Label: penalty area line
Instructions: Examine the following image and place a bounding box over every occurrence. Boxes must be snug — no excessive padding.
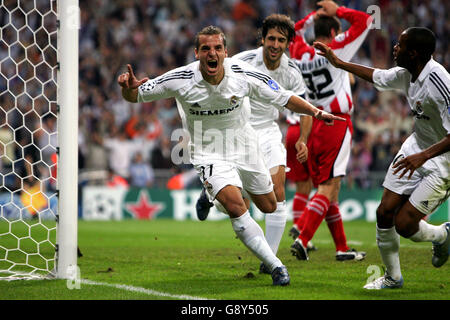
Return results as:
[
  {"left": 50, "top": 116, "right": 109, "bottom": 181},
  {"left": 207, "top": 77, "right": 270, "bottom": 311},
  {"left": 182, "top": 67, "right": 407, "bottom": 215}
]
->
[{"left": 80, "top": 279, "right": 210, "bottom": 300}]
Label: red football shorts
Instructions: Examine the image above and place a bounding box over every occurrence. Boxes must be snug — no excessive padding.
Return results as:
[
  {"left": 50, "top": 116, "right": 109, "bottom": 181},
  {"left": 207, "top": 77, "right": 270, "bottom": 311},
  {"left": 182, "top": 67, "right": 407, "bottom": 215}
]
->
[
  {"left": 285, "top": 124, "right": 310, "bottom": 182},
  {"left": 307, "top": 114, "right": 353, "bottom": 187}
]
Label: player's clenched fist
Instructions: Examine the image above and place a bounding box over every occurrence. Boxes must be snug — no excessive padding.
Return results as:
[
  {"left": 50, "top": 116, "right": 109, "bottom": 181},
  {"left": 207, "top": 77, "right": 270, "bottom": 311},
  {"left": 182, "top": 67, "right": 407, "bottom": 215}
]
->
[{"left": 117, "top": 64, "right": 149, "bottom": 89}]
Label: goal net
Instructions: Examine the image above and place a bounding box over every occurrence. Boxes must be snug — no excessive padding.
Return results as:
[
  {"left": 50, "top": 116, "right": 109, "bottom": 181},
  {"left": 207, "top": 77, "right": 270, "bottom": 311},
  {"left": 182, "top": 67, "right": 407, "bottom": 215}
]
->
[{"left": 0, "top": 0, "right": 78, "bottom": 281}]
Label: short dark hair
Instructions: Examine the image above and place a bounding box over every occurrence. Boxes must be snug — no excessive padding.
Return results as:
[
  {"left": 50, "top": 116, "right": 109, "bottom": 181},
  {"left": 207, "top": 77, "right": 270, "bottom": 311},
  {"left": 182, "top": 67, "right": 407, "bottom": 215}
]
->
[
  {"left": 314, "top": 16, "right": 341, "bottom": 39},
  {"left": 194, "top": 26, "right": 227, "bottom": 49},
  {"left": 403, "top": 27, "right": 436, "bottom": 60},
  {"left": 261, "top": 14, "right": 295, "bottom": 42}
]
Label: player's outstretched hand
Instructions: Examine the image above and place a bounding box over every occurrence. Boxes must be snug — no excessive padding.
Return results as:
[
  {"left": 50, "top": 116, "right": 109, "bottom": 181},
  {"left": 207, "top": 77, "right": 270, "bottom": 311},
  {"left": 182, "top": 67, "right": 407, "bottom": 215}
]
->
[
  {"left": 313, "top": 42, "right": 341, "bottom": 68},
  {"left": 295, "top": 141, "right": 308, "bottom": 163},
  {"left": 314, "top": 110, "right": 345, "bottom": 125},
  {"left": 118, "top": 64, "right": 149, "bottom": 89},
  {"left": 392, "top": 152, "right": 427, "bottom": 179}
]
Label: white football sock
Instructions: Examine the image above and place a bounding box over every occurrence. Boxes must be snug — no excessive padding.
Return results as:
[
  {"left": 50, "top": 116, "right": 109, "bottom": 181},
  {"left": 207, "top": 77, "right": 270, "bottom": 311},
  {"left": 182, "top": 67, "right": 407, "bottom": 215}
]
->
[
  {"left": 376, "top": 225, "right": 402, "bottom": 281},
  {"left": 264, "top": 201, "right": 287, "bottom": 255},
  {"left": 409, "top": 220, "right": 447, "bottom": 244},
  {"left": 231, "top": 211, "right": 282, "bottom": 272}
]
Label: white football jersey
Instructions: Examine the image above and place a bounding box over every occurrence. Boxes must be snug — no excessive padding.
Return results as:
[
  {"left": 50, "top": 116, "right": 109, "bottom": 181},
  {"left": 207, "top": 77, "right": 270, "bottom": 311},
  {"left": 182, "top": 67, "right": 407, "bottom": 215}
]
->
[
  {"left": 233, "top": 47, "right": 306, "bottom": 127},
  {"left": 138, "top": 57, "right": 294, "bottom": 164},
  {"left": 290, "top": 7, "right": 372, "bottom": 114},
  {"left": 373, "top": 58, "right": 450, "bottom": 159}
]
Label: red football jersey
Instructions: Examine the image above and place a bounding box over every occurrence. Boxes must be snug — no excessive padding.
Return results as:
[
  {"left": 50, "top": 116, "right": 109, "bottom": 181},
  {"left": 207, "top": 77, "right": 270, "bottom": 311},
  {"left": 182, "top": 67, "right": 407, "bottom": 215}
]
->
[{"left": 290, "top": 7, "right": 372, "bottom": 115}]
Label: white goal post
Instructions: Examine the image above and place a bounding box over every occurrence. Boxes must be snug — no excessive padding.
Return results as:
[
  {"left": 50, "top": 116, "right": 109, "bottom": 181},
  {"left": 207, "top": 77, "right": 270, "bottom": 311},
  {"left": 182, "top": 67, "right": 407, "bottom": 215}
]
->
[
  {"left": 0, "top": 0, "right": 79, "bottom": 280},
  {"left": 56, "top": 0, "right": 79, "bottom": 280}
]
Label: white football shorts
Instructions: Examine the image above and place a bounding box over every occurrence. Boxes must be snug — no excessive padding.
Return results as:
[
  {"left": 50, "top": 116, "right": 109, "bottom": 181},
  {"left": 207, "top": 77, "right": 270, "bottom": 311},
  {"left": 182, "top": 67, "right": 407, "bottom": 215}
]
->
[
  {"left": 195, "top": 159, "right": 274, "bottom": 201},
  {"left": 254, "top": 122, "right": 287, "bottom": 170},
  {"left": 383, "top": 135, "right": 450, "bottom": 215},
  {"left": 192, "top": 122, "right": 274, "bottom": 201}
]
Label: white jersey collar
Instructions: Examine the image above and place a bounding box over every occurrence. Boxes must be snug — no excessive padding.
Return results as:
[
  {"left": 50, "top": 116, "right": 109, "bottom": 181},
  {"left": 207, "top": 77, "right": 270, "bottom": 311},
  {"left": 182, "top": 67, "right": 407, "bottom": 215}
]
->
[{"left": 417, "top": 57, "right": 436, "bottom": 83}]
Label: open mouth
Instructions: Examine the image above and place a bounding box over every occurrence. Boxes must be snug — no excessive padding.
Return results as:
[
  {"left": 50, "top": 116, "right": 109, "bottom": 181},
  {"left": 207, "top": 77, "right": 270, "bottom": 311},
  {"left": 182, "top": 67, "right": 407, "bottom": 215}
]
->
[{"left": 207, "top": 60, "right": 218, "bottom": 68}]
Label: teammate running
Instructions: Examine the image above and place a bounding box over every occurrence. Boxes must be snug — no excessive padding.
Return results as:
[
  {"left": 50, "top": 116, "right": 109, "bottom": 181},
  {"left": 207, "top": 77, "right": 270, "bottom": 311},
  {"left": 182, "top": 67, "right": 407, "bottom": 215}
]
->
[{"left": 315, "top": 26, "right": 450, "bottom": 289}]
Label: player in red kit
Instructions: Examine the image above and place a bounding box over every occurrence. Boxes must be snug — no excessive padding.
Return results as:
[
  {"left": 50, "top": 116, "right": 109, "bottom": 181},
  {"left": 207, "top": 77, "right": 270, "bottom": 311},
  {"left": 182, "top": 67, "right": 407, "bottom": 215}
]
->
[
  {"left": 284, "top": 110, "right": 317, "bottom": 251},
  {"left": 289, "top": 1, "right": 371, "bottom": 261}
]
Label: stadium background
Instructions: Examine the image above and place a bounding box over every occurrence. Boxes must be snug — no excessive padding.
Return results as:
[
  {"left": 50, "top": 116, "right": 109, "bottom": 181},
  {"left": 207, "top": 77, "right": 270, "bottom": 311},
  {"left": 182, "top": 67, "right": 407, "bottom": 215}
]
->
[{"left": 0, "top": 0, "right": 449, "bottom": 222}]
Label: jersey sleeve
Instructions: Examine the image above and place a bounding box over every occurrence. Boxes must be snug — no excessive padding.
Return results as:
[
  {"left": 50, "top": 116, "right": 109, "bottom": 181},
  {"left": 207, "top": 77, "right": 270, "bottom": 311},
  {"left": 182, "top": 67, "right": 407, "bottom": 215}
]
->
[
  {"left": 329, "top": 7, "right": 373, "bottom": 61},
  {"left": 239, "top": 63, "right": 294, "bottom": 112},
  {"left": 137, "top": 68, "right": 191, "bottom": 102},
  {"left": 372, "top": 67, "right": 410, "bottom": 93},
  {"left": 428, "top": 70, "right": 450, "bottom": 134},
  {"left": 290, "top": 12, "right": 316, "bottom": 60}
]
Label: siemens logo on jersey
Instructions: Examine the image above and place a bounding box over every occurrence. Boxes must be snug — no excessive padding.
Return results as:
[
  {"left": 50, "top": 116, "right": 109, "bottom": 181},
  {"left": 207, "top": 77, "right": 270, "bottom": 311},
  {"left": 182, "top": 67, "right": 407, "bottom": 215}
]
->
[{"left": 189, "top": 104, "right": 241, "bottom": 116}]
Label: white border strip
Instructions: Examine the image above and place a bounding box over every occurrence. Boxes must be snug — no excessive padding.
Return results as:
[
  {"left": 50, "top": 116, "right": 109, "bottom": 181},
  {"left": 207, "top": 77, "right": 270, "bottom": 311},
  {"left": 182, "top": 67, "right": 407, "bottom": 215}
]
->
[
  {"left": 80, "top": 279, "right": 210, "bottom": 300},
  {"left": 313, "top": 239, "right": 431, "bottom": 249}
]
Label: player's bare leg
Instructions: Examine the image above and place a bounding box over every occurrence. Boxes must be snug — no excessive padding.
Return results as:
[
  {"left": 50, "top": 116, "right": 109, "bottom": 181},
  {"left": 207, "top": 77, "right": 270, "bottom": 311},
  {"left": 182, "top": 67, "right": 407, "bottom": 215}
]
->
[
  {"left": 215, "top": 185, "right": 248, "bottom": 218},
  {"left": 246, "top": 189, "right": 277, "bottom": 214},
  {"left": 215, "top": 185, "right": 290, "bottom": 285},
  {"left": 396, "top": 200, "right": 450, "bottom": 268}
]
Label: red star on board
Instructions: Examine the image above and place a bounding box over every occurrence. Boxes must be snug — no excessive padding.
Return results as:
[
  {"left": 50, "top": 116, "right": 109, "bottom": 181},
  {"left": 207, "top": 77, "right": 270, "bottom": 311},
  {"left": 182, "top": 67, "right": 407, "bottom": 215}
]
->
[{"left": 126, "top": 191, "right": 164, "bottom": 220}]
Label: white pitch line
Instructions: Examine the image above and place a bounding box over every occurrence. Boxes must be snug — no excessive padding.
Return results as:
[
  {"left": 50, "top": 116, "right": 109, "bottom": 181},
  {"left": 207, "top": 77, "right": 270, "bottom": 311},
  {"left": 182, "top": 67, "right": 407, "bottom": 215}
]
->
[
  {"left": 310, "top": 239, "right": 431, "bottom": 249},
  {"left": 80, "top": 279, "right": 210, "bottom": 300}
]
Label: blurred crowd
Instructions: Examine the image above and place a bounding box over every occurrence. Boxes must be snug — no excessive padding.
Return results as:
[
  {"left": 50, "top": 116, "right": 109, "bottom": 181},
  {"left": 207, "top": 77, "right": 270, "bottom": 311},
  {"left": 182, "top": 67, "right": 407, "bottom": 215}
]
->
[{"left": 0, "top": 0, "right": 449, "bottom": 193}]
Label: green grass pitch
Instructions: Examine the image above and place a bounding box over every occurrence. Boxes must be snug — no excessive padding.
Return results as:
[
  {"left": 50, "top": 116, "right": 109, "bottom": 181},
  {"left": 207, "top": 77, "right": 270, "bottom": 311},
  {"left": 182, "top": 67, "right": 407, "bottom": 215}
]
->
[{"left": 0, "top": 219, "right": 448, "bottom": 300}]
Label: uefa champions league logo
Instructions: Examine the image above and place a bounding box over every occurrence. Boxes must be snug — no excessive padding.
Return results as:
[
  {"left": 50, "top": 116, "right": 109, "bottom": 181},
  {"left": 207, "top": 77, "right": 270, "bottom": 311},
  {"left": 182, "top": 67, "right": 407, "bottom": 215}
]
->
[{"left": 267, "top": 79, "right": 279, "bottom": 91}]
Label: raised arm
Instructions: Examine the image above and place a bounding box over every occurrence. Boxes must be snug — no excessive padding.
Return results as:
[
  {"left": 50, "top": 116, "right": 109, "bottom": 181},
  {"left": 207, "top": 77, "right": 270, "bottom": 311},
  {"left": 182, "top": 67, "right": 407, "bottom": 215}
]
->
[
  {"left": 325, "top": 2, "right": 373, "bottom": 60},
  {"left": 117, "top": 64, "right": 149, "bottom": 103},
  {"left": 313, "top": 41, "right": 375, "bottom": 83},
  {"left": 289, "top": 11, "right": 316, "bottom": 59}
]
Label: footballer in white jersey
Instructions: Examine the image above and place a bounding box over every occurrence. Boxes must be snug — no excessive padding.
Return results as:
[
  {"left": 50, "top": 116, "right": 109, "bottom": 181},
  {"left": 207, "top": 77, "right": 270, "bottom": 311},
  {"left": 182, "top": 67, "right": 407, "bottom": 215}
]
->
[
  {"left": 315, "top": 26, "right": 450, "bottom": 288},
  {"left": 373, "top": 59, "right": 450, "bottom": 212},
  {"left": 118, "top": 26, "right": 343, "bottom": 286}
]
